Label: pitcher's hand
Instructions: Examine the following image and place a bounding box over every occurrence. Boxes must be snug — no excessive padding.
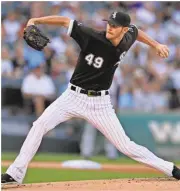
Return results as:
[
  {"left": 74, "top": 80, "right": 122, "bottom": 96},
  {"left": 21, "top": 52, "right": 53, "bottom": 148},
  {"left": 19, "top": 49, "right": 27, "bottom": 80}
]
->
[
  {"left": 26, "top": 18, "right": 36, "bottom": 27},
  {"left": 155, "top": 44, "right": 169, "bottom": 58}
]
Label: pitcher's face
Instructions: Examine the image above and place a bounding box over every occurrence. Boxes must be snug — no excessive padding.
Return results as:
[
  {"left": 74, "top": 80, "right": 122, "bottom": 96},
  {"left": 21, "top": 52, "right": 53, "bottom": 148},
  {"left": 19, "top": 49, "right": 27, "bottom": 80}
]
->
[{"left": 106, "top": 23, "right": 128, "bottom": 40}]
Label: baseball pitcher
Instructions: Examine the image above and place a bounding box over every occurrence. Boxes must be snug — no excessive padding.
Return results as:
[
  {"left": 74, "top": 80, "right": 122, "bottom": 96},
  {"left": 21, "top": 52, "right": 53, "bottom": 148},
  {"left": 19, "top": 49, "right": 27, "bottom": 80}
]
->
[{"left": 2, "top": 11, "right": 180, "bottom": 184}]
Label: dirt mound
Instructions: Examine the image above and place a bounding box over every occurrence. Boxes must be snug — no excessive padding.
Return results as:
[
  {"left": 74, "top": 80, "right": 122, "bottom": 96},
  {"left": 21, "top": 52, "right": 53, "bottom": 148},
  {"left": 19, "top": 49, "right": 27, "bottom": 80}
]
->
[{"left": 2, "top": 178, "right": 180, "bottom": 191}]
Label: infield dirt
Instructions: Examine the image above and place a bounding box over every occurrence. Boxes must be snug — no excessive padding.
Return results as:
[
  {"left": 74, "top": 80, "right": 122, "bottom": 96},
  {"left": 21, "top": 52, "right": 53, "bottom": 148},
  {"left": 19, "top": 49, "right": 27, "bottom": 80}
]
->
[{"left": 2, "top": 178, "right": 180, "bottom": 191}]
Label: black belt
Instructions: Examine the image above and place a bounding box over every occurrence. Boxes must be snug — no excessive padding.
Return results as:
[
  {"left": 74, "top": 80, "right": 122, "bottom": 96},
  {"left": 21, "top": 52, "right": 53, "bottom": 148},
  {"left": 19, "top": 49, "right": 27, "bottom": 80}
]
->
[{"left": 70, "top": 85, "right": 109, "bottom": 96}]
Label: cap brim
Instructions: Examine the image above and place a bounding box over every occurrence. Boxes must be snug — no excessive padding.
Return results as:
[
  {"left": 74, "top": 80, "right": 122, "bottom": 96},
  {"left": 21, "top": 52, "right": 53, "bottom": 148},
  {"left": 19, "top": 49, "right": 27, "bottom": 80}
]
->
[{"left": 102, "top": 18, "right": 121, "bottom": 27}]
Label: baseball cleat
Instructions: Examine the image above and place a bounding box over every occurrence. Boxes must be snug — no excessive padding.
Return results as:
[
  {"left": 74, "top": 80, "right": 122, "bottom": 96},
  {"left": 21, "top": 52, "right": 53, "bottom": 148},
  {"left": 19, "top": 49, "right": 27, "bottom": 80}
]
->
[
  {"left": 172, "top": 166, "right": 180, "bottom": 180},
  {"left": 1, "top": 173, "right": 18, "bottom": 185}
]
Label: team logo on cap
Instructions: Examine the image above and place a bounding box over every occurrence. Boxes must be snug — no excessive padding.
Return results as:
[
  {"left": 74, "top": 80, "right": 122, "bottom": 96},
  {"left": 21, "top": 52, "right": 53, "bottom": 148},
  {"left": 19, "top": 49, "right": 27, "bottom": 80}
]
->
[{"left": 112, "top": 12, "right": 117, "bottom": 19}]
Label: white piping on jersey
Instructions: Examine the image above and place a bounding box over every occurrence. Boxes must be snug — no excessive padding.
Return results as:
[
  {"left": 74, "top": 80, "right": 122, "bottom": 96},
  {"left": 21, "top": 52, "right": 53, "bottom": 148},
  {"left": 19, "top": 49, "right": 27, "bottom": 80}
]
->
[
  {"left": 67, "top": 20, "right": 74, "bottom": 36},
  {"left": 128, "top": 24, "right": 138, "bottom": 32},
  {"left": 132, "top": 24, "right": 138, "bottom": 30}
]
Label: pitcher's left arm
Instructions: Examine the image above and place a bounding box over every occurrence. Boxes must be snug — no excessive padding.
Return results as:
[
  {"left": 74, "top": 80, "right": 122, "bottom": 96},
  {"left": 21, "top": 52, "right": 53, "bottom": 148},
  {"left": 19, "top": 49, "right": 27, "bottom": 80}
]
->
[{"left": 137, "top": 29, "right": 169, "bottom": 58}]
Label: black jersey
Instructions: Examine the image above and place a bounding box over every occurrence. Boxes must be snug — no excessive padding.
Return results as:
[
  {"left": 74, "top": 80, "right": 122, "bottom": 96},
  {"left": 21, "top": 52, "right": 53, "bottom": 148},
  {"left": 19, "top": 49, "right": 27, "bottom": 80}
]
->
[{"left": 68, "top": 20, "right": 138, "bottom": 91}]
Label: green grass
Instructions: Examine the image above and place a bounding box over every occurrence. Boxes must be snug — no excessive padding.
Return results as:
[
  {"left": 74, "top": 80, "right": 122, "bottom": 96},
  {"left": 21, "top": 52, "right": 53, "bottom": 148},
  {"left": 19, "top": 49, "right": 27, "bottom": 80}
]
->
[
  {"left": 2, "top": 152, "right": 180, "bottom": 165},
  {"left": 1, "top": 167, "right": 163, "bottom": 184},
  {"left": 1, "top": 152, "right": 138, "bottom": 164},
  {"left": 2, "top": 152, "right": 171, "bottom": 183}
]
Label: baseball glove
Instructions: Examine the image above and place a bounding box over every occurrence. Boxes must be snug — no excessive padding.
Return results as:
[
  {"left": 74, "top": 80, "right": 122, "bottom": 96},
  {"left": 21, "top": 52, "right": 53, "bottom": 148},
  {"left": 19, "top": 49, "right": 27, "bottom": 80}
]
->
[{"left": 23, "top": 25, "right": 50, "bottom": 51}]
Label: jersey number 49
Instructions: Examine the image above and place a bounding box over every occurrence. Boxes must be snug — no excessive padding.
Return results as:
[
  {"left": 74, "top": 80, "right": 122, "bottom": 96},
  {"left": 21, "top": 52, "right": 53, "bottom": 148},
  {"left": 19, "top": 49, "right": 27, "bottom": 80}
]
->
[{"left": 85, "top": 54, "right": 104, "bottom": 69}]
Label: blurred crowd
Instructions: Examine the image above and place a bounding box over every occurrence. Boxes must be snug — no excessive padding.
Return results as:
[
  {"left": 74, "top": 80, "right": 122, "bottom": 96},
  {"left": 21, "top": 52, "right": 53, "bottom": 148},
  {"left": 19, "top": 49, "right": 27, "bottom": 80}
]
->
[{"left": 1, "top": 1, "right": 180, "bottom": 115}]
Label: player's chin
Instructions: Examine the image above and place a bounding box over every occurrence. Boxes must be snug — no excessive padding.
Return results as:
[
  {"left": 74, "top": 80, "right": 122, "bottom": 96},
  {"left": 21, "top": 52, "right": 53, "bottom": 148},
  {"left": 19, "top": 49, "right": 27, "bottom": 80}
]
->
[{"left": 106, "top": 33, "right": 114, "bottom": 40}]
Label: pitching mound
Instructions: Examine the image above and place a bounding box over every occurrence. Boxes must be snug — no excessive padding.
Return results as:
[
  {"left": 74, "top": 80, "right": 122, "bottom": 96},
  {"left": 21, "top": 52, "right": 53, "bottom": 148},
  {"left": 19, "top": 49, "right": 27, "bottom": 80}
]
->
[{"left": 2, "top": 178, "right": 180, "bottom": 191}]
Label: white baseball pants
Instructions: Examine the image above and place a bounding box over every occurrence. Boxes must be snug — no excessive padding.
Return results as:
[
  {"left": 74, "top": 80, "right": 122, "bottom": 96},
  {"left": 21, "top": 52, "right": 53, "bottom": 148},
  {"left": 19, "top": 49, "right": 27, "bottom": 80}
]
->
[{"left": 7, "top": 84, "right": 174, "bottom": 183}]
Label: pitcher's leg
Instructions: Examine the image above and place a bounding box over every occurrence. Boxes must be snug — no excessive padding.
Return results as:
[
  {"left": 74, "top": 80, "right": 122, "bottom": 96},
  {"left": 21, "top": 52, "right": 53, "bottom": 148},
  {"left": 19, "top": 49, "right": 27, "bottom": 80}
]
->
[
  {"left": 6, "top": 93, "right": 72, "bottom": 183},
  {"left": 90, "top": 110, "right": 174, "bottom": 176}
]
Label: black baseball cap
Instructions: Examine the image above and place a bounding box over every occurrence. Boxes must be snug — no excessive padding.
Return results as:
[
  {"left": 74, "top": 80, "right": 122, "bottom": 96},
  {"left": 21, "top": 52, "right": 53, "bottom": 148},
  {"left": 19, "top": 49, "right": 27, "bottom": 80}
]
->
[{"left": 103, "top": 11, "right": 131, "bottom": 27}]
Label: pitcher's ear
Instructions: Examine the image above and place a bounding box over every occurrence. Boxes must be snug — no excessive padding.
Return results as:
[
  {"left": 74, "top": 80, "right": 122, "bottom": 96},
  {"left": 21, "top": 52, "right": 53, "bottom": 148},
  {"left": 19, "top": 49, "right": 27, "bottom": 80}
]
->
[{"left": 123, "top": 27, "right": 129, "bottom": 33}]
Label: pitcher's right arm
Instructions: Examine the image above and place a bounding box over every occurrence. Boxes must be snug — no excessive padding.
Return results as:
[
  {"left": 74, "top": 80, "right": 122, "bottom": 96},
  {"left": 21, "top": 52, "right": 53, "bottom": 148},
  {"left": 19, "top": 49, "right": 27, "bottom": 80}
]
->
[
  {"left": 26, "top": 16, "right": 94, "bottom": 50},
  {"left": 26, "top": 16, "right": 70, "bottom": 28}
]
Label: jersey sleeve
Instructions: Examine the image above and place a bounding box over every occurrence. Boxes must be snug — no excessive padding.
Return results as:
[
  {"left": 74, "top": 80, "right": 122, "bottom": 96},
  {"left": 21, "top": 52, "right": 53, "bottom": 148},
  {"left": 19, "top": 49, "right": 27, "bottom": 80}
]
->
[
  {"left": 67, "top": 20, "right": 92, "bottom": 50},
  {"left": 127, "top": 24, "right": 139, "bottom": 45}
]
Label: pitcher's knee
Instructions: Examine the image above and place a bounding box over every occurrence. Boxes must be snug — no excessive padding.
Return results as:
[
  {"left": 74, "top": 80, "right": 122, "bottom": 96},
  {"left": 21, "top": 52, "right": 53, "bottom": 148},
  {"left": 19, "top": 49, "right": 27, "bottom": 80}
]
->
[
  {"left": 118, "top": 141, "right": 135, "bottom": 156},
  {"left": 33, "top": 118, "right": 51, "bottom": 135}
]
